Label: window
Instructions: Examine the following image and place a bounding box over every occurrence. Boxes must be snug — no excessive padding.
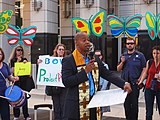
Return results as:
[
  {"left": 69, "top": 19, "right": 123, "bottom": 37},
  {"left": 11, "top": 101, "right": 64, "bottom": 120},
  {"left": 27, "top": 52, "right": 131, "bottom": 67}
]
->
[
  {"left": 76, "top": 0, "right": 80, "bottom": 4},
  {"left": 15, "top": 1, "right": 22, "bottom": 27}
]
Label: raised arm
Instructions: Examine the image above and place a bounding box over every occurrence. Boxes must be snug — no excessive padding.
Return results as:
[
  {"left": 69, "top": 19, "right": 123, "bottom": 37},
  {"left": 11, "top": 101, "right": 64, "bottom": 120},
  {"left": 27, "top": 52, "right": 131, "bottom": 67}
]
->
[
  {"left": 117, "top": 56, "right": 125, "bottom": 71},
  {"left": 138, "top": 60, "right": 149, "bottom": 85}
]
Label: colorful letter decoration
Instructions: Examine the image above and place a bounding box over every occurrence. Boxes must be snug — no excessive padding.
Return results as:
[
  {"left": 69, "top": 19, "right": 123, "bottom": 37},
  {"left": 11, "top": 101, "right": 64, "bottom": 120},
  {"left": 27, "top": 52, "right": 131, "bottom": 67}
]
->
[
  {"left": 0, "top": 10, "right": 13, "bottom": 34},
  {"left": 71, "top": 10, "right": 106, "bottom": 37},
  {"left": 6, "top": 24, "right": 37, "bottom": 47},
  {"left": 145, "top": 12, "right": 160, "bottom": 40},
  {"left": 107, "top": 14, "right": 142, "bottom": 38}
]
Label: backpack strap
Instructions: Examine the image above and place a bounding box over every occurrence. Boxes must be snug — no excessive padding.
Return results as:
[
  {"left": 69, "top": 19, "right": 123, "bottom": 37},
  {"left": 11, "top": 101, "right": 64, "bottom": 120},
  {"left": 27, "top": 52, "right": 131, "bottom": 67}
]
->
[
  {"left": 122, "top": 51, "right": 138, "bottom": 67},
  {"left": 148, "top": 59, "right": 153, "bottom": 69},
  {"left": 143, "top": 59, "right": 153, "bottom": 92}
]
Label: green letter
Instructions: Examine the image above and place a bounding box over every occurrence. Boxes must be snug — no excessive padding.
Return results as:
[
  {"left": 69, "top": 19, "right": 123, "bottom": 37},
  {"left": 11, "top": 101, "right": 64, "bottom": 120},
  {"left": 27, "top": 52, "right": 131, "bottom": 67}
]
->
[{"left": 39, "top": 69, "right": 46, "bottom": 81}]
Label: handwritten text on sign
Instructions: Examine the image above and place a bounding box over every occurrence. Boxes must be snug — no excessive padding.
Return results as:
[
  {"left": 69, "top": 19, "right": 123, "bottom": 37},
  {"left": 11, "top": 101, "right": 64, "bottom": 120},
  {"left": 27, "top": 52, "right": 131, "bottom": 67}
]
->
[
  {"left": 37, "top": 56, "right": 64, "bottom": 87},
  {"left": 14, "top": 62, "right": 31, "bottom": 76}
]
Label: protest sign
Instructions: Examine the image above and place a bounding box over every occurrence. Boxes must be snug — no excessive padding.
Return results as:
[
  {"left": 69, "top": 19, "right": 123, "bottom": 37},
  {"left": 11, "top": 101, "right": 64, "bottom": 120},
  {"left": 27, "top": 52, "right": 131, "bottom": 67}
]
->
[
  {"left": 14, "top": 62, "right": 31, "bottom": 76},
  {"left": 37, "top": 55, "right": 64, "bottom": 87}
]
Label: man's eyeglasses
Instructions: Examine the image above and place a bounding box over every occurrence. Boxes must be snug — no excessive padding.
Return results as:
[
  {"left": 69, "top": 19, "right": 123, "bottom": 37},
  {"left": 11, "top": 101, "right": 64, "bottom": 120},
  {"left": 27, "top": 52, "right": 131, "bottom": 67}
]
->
[
  {"left": 16, "top": 49, "right": 23, "bottom": 51},
  {"left": 126, "top": 43, "right": 135, "bottom": 45},
  {"left": 58, "top": 49, "right": 64, "bottom": 51}
]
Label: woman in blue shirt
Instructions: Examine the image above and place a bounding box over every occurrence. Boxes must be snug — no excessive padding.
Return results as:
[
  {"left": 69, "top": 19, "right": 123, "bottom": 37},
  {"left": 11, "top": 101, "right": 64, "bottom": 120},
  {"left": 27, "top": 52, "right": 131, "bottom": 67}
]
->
[
  {"left": 0, "top": 48, "right": 19, "bottom": 120},
  {"left": 9, "top": 45, "right": 32, "bottom": 120}
]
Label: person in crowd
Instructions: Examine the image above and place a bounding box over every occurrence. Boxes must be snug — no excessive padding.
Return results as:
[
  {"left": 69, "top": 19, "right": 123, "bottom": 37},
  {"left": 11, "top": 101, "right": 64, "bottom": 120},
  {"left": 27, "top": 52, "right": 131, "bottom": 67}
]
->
[
  {"left": 0, "top": 48, "right": 19, "bottom": 120},
  {"left": 62, "top": 32, "right": 132, "bottom": 120},
  {"left": 65, "top": 49, "right": 71, "bottom": 56},
  {"left": 51, "top": 43, "right": 66, "bottom": 120},
  {"left": 38, "top": 43, "right": 66, "bottom": 120},
  {"left": 138, "top": 45, "right": 160, "bottom": 120},
  {"left": 117, "top": 37, "right": 146, "bottom": 120},
  {"left": 8, "top": 45, "right": 31, "bottom": 120},
  {"left": 94, "top": 50, "right": 111, "bottom": 119}
]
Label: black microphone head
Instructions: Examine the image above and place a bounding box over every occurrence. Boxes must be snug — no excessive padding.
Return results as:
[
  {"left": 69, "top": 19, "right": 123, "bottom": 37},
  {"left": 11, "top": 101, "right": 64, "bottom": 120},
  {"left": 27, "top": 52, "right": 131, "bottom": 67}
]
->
[{"left": 89, "top": 42, "right": 95, "bottom": 59}]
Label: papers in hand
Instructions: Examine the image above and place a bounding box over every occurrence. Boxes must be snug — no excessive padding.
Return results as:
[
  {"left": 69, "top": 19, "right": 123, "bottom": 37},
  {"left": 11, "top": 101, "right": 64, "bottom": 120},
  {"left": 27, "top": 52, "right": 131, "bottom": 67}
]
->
[{"left": 87, "top": 88, "right": 127, "bottom": 108}]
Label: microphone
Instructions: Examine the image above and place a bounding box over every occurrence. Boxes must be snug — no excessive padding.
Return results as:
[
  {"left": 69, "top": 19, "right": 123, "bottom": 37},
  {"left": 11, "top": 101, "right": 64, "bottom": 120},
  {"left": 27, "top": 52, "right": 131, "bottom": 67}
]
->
[{"left": 88, "top": 42, "right": 95, "bottom": 59}]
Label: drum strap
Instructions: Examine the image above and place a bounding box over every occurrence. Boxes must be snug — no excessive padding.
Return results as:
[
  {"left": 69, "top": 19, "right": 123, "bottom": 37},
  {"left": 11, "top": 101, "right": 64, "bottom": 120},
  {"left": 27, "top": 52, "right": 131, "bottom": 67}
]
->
[
  {"left": 0, "top": 71, "right": 6, "bottom": 80},
  {"left": 0, "top": 71, "right": 11, "bottom": 87}
]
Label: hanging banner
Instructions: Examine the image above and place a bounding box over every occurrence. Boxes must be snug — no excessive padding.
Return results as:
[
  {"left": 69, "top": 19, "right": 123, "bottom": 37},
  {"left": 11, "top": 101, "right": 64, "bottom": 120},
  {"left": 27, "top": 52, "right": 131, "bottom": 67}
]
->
[
  {"left": 107, "top": 14, "right": 142, "bottom": 38},
  {"left": 6, "top": 24, "right": 37, "bottom": 47},
  {"left": 71, "top": 10, "right": 106, "bottom": 37},
  {"left": 0, "top": 10, "right": 13, "bottom": 34},
  {"left": 145, "top": 11, "right": 160, "bottom": 40}
]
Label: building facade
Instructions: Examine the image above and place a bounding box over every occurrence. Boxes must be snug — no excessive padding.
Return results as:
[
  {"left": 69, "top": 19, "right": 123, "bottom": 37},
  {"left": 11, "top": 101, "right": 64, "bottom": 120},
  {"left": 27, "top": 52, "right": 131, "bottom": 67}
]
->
[{"left": 0, "top": 0, "right": 159, "bottom": 70}]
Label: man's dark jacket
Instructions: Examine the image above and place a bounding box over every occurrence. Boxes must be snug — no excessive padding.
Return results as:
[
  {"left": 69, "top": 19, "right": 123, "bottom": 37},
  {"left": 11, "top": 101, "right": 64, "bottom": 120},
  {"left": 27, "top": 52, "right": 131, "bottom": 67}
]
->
[{"left": 62, "top": 54, "right": 125, "bottom": 120}]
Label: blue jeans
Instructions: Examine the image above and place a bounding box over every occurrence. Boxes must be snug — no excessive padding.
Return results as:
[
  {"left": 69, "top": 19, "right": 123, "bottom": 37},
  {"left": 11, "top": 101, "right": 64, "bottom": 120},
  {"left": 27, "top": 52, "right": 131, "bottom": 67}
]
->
[
  {"left": 0, "top": 98, "right": 10, "bottom": 120},
  {"left": 144, "top": 88, "right": 160, "bottom": 120}
]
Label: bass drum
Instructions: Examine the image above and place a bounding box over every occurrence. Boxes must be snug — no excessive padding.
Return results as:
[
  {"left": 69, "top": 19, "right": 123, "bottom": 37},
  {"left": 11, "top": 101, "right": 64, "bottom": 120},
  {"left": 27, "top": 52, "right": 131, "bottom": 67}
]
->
[{"left": 5, "top": 85, "right": 26, "bottom": 108}]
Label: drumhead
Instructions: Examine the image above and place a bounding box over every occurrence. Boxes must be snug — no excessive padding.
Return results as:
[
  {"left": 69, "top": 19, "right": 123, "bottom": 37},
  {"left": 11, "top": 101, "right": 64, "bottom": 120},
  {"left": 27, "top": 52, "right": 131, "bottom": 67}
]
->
[{"left": 5, "top": 85, "right": 22, "bottom": 102}]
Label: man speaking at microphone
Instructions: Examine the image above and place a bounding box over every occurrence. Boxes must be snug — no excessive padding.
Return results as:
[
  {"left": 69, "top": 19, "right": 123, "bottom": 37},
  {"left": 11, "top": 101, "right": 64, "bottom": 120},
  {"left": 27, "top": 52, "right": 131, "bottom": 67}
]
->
[{"left": 62, "top": 32, "right": 132, "bottom": 120}]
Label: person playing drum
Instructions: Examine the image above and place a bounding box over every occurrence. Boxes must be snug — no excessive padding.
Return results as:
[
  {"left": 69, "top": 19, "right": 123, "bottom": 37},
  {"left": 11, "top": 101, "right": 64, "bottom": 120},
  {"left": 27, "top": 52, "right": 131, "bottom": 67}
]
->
[
  {"left": 0, "top": 47, "right": 19, "bottom": 120},
  {"left": 8, "top": 45, "right": 31, "bottom": 120}
]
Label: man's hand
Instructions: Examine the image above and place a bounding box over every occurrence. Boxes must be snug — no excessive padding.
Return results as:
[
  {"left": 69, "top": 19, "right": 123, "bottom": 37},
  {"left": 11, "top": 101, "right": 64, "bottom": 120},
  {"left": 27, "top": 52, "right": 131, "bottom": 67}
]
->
[
  {"left": 85, "top": 59, "right": 95, "bottom": 73},
  {"left": 124, "top": 82, "right": 132, "bottom": 94},
  {"left": 37, "top": 59, "right": 43, "bottom": 64},
  {"left": 121, "top": 56, "right": 125, "bottom": 63}
]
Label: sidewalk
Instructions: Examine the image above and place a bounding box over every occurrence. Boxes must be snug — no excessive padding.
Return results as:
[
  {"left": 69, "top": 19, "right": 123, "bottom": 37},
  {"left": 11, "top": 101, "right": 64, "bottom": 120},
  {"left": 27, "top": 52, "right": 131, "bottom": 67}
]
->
[
  {"left": 103, "top": 87, "right": 160, "bottom": 120},
  {"left": 10, "top": 101, "right": 159, "bottom": 120},
  {"left": 103, "top": 103, "right": 159, "bottom": 120},
  {"left": 10, "top": 87, "right": 160, "bottom": 120},
  {"left": 10, "top": 89, "right": 53, "bottom": 120}
]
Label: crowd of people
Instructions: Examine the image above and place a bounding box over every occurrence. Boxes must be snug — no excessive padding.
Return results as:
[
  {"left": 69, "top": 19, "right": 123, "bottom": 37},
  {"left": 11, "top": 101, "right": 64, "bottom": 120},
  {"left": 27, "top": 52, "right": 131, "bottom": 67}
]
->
[
  {"left": 0, "top": 32, "right": 160, "bottom": 120},
  {"left": 117, "top": 37, "right": 160, "bottom": 120}
]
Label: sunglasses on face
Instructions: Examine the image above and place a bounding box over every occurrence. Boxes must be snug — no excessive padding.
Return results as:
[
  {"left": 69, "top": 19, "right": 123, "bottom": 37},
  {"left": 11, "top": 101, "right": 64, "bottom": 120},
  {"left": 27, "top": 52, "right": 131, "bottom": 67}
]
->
[
  {"left": 16, "top": 49, "right": 23, "bottom": 51},
  {"left": 126, "top": 43, "right": 135, "bottom": 45},
  {"left": 58, "top": 48, "right": 64, "bottom": 51}
]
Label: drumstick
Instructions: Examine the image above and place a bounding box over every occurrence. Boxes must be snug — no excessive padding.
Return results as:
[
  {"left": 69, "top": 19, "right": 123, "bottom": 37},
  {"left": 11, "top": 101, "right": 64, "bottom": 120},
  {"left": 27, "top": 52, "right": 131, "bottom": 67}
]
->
[
  {"left": 8, "top": 71, "right": 19, "bottom": 95},
  {"left": 0, "top": 95, "right": 10, "bottom": 100},
  {"left": 8, "top": 81, "right": 15, "bottom": 96}
]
